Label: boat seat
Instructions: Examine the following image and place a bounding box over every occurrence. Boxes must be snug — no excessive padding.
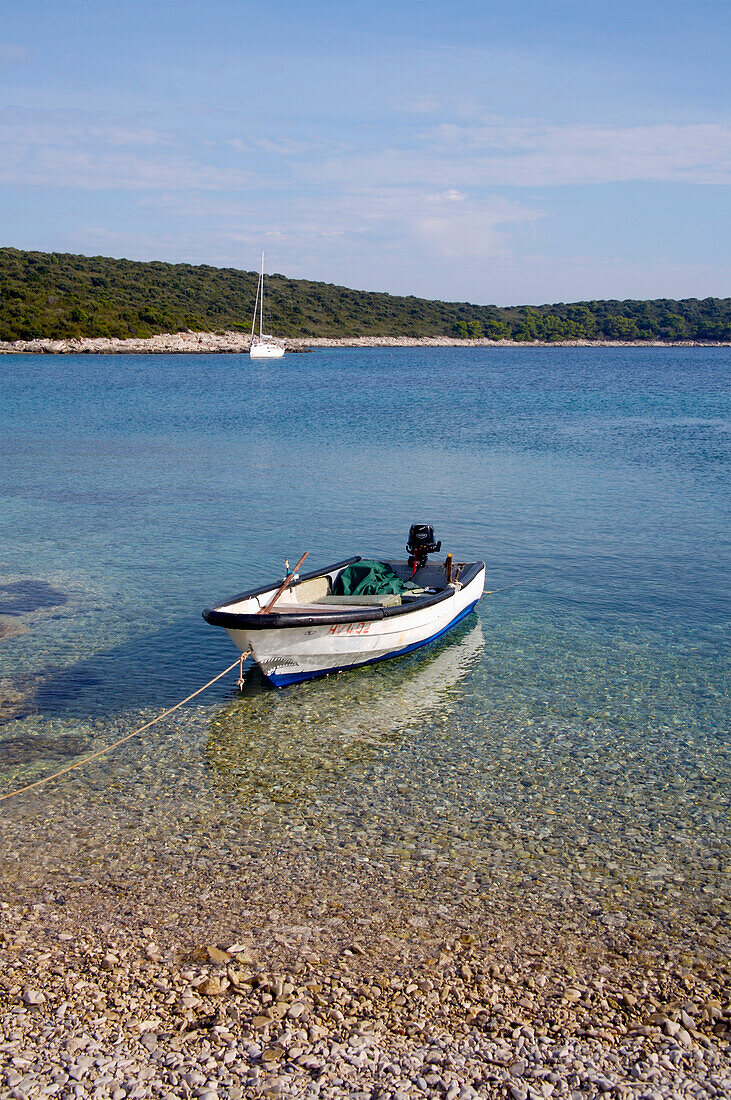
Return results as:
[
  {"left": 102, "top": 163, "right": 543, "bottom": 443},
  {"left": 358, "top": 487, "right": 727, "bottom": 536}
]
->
[
  {"left": 291, "top": 575, "right": 331, "bottom": 603},
  {"left": 314, "top": 593, "right": 402, "bottom": 607}
]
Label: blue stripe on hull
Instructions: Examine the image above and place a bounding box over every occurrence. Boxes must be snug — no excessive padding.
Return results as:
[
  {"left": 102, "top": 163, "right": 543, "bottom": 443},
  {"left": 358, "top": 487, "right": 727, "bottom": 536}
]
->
[{"left": 266, "top": 600, "right": 479, "bottom": 687}]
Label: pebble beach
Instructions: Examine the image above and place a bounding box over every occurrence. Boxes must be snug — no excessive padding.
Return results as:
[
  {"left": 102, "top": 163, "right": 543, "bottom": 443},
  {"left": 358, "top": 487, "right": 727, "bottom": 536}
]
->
[{"left": 1, "top": 847, "right": 729, "bottom": 1100}]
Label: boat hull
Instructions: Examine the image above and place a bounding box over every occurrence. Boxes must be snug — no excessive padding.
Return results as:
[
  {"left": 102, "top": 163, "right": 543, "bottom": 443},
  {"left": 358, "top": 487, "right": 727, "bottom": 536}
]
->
[
  {"left": 222, "top": 565, "right": 484, "bottom": 686},
  {"left": 250, "top": 342, "right": 285, "bottom": 359}
]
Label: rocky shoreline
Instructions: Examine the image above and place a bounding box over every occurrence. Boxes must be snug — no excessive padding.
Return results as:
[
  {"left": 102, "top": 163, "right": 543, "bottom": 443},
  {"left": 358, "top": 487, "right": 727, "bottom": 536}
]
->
[
  {"left": 0, "top": 332, "right": 728, "bottom": 355},
  {"left": 1, "top": 896, "right": 729, "bottom": 1100}
]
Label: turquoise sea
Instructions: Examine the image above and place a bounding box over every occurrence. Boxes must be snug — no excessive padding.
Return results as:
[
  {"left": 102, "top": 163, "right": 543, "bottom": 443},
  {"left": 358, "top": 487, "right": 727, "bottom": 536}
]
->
[{"left": 1, "top": 348, "right": 729, "bottom": 957}]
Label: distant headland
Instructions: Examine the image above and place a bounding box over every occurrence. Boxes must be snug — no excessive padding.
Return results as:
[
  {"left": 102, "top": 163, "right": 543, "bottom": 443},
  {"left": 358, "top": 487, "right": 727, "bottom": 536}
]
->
[{"left": 1, "top": 247, "right": 729, "bottom": 348}]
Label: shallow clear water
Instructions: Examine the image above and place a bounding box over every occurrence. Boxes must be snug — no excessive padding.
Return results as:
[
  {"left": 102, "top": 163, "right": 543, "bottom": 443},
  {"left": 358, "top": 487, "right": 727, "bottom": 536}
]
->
[{"left": 1, "top": 348, "right": 729, "bottom": 955}]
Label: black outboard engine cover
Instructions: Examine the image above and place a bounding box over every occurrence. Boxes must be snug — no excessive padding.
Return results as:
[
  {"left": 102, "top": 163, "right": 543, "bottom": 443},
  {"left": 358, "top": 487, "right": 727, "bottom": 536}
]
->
[{"left": 407, "top": 523, "right": 441, "bottom": 568}]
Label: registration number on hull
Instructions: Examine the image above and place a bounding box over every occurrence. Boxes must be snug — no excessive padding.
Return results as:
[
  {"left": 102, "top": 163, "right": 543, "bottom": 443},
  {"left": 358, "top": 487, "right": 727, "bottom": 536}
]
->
[{"left": 328, "top": 622, "right": 371, "bottom": 636}]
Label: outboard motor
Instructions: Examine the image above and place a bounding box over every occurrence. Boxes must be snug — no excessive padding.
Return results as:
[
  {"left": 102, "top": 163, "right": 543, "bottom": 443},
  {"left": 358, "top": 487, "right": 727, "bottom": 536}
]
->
[{"left": 407, "top": 524, "right": 441, "bottom": 569}]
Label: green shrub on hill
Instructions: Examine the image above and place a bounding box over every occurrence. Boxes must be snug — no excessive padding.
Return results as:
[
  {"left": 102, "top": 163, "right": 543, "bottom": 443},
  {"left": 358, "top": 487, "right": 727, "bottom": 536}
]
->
[{"left": 1, "top": 247, "right": 729, "bottom": 342}]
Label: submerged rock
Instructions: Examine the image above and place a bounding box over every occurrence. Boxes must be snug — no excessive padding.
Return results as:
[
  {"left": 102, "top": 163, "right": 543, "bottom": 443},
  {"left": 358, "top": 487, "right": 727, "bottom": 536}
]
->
[
  {"left": 0, "top": 730, "right": 90, "bottom": 763},
  {"left": 0, "top": 579, "right": 67, "bottom": 616}
]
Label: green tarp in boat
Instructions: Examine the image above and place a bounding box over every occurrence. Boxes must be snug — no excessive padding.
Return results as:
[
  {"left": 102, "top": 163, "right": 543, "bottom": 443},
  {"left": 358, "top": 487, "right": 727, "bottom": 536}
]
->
[{"left": 333, "top": 560, "right": 418, "bottom": 597}]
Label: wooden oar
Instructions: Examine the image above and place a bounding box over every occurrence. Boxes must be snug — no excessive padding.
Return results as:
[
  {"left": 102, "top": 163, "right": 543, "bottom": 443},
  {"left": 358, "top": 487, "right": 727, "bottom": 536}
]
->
[{"left": 259, "top": 552, "right": 309, "bottom": 614}]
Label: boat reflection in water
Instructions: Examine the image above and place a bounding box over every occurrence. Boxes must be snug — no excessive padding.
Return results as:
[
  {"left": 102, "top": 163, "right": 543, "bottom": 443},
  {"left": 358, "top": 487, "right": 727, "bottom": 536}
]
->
[{"left": 205, "top": 619, "right": 484, "bottom": 808}]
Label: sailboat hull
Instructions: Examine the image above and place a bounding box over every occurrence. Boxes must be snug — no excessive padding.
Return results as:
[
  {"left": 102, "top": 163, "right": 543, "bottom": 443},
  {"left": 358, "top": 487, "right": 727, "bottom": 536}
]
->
[{"left": 250, "top": 342, "right": 285, "bottom": 359}]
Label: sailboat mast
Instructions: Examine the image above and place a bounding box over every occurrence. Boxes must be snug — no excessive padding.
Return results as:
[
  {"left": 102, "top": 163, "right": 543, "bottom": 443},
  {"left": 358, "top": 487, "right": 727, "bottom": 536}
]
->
[
  {"left": 250, "top": 260, "right": 261, "bottom": 341},
  {"left": 259, "top": 250, "right": 264, "bottom": 338}
]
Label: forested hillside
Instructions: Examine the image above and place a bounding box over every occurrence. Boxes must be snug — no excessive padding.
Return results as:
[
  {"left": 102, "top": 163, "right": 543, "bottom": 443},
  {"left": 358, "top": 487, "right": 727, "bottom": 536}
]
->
[{"left": 1, "top": 247, "right": 729, "bottom": 342}]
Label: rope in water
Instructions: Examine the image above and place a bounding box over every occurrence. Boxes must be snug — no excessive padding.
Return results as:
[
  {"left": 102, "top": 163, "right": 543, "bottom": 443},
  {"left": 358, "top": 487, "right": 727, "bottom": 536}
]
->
[
  {"left": 0, "top": 573, "right": 550, "bottom": 805},
  {"left": 0, "top": 653, "right": 250, "bottom": 804}
]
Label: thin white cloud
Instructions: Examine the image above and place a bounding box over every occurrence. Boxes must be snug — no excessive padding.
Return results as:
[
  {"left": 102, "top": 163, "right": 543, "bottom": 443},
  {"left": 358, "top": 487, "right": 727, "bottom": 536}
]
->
[
  {"left": 227, "top": 134, "right": 347, "bottom": 157},
  {"left": 3, "top": 98, "right": 727, "bottom": 299},
  {"left": 176, "top": 187, "right": 544, "bottom": 269},
  {"left": 5, "top": 102, "right": 727, "bottom": 199},
  {"left": 312, "top": 120, "right": 731, "bottom": 188},
  {"left": 400, "top": 95, "right": 441, "bottom": 114},
  {"left": 424, "top": 120, "right": 731, "bottom": 185},
  {"left": 137, "top": 185, "right": 543, "bottom": 260},
  {"left": 343, "top": 188, "right": 543, "bottom": 260},
  {"left": 1, "top": 106, "right": 171, "bottom": 148},
  {"left": 0, "top": 106, "right": 256, "bottom": 191},
  {"left": 0, "top": 145, "right": 255, "bottom": 192}
]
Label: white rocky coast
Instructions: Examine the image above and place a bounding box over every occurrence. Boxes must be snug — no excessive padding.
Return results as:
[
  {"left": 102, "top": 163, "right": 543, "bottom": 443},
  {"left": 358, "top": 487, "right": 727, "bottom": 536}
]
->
[{"left": 0, "top": 332, "right": 727, "bottom": 354}]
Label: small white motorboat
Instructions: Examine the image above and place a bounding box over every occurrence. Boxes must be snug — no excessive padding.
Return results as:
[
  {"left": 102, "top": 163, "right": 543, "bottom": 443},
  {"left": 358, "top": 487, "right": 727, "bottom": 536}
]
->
[
  {"left": 203, "top": 526, "right": 485, "bottom": 687},
  {"left": 249, "top": 250, "right": 285, "bottom": 359}
]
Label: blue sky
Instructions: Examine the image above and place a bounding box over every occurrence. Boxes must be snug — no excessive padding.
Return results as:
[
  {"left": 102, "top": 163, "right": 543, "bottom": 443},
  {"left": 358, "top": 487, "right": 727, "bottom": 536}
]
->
[{"left": 1, "top": 0, "right": 729, "bottom": 305}]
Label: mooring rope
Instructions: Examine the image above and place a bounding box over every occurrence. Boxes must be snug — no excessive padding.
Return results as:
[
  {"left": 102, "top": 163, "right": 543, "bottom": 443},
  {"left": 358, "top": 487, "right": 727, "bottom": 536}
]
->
[
  {"left": 0, "top": 571, "right": 551, "bottom": 806},
  {"left": 0, "top": 653, "right": 250, "bottom": 804}
]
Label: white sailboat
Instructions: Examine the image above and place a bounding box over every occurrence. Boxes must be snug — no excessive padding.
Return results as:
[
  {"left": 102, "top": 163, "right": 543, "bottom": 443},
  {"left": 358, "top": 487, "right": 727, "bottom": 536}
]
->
[{"left": 249, "top": 251, "right": 285, "bottom": 359}]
